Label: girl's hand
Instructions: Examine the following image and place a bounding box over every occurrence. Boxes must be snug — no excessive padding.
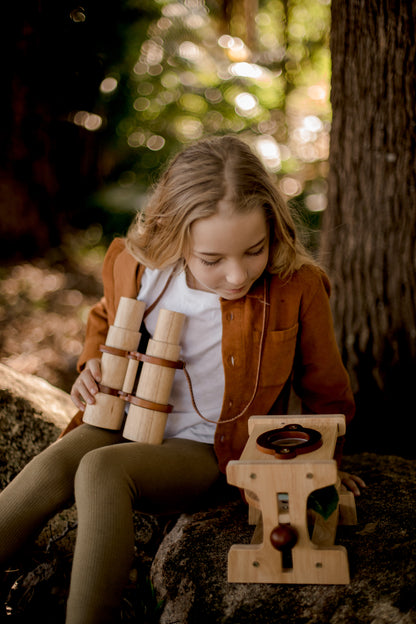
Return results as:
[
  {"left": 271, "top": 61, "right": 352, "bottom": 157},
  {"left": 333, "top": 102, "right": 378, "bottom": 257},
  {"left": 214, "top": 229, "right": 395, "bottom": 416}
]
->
[
  {"left": 338, "top": 471, "right": 367, "bottom": 496},
  {"left": 70, "top": 358, "right": 102, "bottom": 411}
]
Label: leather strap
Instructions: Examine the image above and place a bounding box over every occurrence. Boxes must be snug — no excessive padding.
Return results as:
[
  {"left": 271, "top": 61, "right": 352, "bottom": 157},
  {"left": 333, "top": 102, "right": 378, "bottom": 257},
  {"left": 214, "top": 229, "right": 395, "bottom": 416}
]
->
[
  {"left": 127, "top": 351, "right": 184, "bottom": 369},
  {"left": 100, "top": 345, "right": 184, "bottom": 369},
  {"left": 98, "top": 386, "right": 173, "bottom": 413},
  {"left": 98, "top": 383, "right": 120, "bottom": 397},
  {"left": 119, "top": 393, "right": 173, "bottom": 413},
  {"left": 99, "top": 345, "right": 128, "bottom": 358}
]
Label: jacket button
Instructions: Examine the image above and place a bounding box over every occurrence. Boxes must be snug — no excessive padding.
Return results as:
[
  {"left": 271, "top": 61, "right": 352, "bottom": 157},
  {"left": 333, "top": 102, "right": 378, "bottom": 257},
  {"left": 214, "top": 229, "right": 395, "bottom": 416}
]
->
[
  {"left": 226, "top": 312, "right": 234, "bottom": 321},
  {"left": 220, "top": 435, "right": 225, "bottom": 443},
  {"left": 229, "top": 355, "right": 235, "bottom": 366}
]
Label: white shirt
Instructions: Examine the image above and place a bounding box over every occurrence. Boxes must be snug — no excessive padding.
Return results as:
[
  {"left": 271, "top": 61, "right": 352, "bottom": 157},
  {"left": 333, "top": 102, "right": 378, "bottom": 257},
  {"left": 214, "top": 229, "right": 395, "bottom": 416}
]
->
[{"left": 137, "top": 266, "right": 224, "bottom": 443}]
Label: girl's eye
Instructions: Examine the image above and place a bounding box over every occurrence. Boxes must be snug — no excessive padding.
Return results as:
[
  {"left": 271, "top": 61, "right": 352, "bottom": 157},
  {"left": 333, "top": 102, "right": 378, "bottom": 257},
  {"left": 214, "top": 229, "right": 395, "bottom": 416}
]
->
[
  {"left": 198, "top": 246, "right": 265, "bottom": 266},
  {"left": 247, "top": 246, "right": 265, "bottom": 257},
  {"left": 199, "top": 257, "right": 221, "bottom": 267}
]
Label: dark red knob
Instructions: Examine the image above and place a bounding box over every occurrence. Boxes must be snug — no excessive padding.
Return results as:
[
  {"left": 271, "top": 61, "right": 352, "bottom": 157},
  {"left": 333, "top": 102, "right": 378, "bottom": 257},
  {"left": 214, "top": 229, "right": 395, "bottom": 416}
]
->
[{"left": 270, "top": 524, "right": 298, "bottom": 551}]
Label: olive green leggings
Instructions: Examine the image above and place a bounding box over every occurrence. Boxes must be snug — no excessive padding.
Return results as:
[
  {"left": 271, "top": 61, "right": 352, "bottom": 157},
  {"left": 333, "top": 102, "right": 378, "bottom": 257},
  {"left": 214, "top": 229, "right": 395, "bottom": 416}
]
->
[{"left": 0, "top": 424, "right": 221, "bottom": 623}]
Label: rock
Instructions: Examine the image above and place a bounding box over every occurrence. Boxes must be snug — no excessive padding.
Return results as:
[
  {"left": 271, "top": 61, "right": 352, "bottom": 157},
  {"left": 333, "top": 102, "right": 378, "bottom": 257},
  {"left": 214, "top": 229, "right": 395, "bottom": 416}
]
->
[
  {"left": 151, "top": 453, "right": 416, "bottom": 624},
  {"left": 0, "top": 365, "right": 77, "bottom": 619},
  {"left": 0, "top": 362, "right": 76, "bottom": 431},
  {"left": 3, "top": 365, "right": 416, "bottom": 623},
  {"left": 0, "top": 364, "right": 170, "bottom": 622},
  {"left": 0, "top": 363, "right": 77, "bottom": 488}
]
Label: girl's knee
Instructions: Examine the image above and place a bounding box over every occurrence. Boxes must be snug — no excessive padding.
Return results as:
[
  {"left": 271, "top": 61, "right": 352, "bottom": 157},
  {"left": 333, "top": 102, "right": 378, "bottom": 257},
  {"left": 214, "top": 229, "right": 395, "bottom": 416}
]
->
[{"left": 74, "top": 448, "right": 132, "bottom": 500}]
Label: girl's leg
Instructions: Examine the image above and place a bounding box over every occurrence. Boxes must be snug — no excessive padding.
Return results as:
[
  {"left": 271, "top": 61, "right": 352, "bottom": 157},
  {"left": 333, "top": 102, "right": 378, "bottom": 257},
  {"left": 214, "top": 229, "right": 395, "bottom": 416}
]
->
[
  {"left": 0, "top": 424, "right": 124, "bottom": 563},
  {"left": 66, "top": 438, "right": 220, "bottom": 624}
]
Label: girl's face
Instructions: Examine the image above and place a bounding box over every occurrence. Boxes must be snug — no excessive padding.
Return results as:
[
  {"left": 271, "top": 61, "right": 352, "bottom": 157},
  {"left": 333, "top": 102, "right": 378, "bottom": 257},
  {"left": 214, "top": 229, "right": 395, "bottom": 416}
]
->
[{"left": 186, "top": 206, "right": 269, "bottom": 300}]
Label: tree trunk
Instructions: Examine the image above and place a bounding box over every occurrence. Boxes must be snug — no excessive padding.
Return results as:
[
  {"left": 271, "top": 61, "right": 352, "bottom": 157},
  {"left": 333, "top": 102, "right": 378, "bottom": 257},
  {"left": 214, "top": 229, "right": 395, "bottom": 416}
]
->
[{"left": 320, "top": 0, "right": 416, "bottom": 456}]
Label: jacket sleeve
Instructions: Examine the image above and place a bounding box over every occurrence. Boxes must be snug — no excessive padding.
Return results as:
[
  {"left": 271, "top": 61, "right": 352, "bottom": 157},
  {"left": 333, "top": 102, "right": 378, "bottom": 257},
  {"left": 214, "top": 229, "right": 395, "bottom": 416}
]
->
[
  {"left": 292, "top": 269, "right": 355, "bottom": 461},
  {"left": 61, "top": 239, "right": 139, "bottom": 439},
  {"left": 76, "top": 238, "right": 127, "bottom": 371}
]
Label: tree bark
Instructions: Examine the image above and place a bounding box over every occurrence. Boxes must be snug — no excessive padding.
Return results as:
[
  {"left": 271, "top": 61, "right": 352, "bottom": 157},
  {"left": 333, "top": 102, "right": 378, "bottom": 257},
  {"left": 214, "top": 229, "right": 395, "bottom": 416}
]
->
[{"left": 321, "top": 0, "right": 416, "bottom": 455}]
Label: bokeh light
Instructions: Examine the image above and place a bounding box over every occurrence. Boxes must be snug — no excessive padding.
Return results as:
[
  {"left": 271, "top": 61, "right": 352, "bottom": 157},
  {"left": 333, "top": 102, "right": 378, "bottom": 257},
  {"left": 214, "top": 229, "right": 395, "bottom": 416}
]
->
[
  {"left": 100, "top": 77, "right": 118, "bottom": 94},
  {"left": 73, "top": 111, "right": 103, "bottom": 131},
  {"left": 235, "top": 92, "right": 259, "bottom": 116},
  {"left": 255, "top": 136, "right": 282, "bottom": 172},
  {"left": 93, "top": 0, "right": 332, "bottom": 215},
  {"left": 146, "top": 135, "right": 166, "bottom": 151}
]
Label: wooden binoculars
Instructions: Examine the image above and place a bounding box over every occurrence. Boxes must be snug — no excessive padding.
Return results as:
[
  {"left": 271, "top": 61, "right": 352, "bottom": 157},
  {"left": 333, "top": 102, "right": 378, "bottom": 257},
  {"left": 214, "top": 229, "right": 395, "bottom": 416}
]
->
[{"left": 82, "top": 296, "right": 185, "bottom": 444}]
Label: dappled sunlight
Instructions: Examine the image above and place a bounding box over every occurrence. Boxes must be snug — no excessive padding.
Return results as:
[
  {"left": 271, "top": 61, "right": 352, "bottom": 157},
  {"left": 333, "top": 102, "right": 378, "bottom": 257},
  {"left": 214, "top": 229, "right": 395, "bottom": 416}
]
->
[
  {"left": 66, "top": 0, "right": 332, "bottom": 213},
  {"left": 0, "top": 232, "right": 105, "bottom": 392}
]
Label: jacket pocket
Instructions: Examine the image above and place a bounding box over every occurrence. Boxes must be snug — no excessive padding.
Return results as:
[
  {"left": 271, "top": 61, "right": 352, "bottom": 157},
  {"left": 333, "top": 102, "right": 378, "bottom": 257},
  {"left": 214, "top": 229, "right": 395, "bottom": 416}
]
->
[{"left": 255, "top": 323, "right": 299, "bottom": 387}]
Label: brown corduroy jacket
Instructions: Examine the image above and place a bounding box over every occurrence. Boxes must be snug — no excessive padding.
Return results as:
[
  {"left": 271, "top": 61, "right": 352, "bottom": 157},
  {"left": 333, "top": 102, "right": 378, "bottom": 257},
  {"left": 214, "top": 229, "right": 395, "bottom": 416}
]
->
[{"left": 65, "top": 237, "right": 355, "bottom": 473}]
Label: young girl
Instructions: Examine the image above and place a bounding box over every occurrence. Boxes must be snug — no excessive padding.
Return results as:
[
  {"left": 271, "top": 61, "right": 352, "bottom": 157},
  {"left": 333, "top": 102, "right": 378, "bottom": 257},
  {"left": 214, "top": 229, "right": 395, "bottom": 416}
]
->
[{"left": 0, "top": 135, "right": 364, "bottom": 623}]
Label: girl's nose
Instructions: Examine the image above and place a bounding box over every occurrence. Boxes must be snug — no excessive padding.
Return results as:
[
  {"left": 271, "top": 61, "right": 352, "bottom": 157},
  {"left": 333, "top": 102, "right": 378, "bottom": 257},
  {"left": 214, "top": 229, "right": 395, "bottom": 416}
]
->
[{"left": 225, "top": 261, "right": 248, "bottom": 286}]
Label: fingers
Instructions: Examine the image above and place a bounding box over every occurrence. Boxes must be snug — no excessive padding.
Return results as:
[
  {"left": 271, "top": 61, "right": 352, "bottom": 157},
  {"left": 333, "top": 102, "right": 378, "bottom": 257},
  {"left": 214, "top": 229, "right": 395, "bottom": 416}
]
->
[
  {"left": 352, "top": 474, "right": 367, "bottom": 489},
  {"left": 341, "top": 476, "right": 361, "bottom": 496},
  {"left": 70, "top": 359, "right": 102, "bottom": 411},
  {"left": 339, "top": 471, "right": 367, "bottom": 497},
  {"left": 87, "top": 358, "right": 102, "bottom": 383}
]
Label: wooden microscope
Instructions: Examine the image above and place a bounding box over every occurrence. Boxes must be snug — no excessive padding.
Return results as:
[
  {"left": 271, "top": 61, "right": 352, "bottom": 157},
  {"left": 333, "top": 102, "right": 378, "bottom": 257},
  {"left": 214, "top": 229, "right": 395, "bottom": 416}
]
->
[{"left": 226, "top": 414, "right": 357, "bottom": 585}]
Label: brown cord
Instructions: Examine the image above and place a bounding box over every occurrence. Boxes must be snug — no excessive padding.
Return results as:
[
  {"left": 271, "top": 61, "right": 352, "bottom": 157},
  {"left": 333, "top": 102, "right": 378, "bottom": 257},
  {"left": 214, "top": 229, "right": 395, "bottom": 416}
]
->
[
  {"left": 110, "top": 270, "right": 268, "bottom": 425},
  {"left": 143, "top": 272, "right": 175, "bottom": 319},
  {"left": 182, "top": 278, "right": 269, "bottom": 425}
]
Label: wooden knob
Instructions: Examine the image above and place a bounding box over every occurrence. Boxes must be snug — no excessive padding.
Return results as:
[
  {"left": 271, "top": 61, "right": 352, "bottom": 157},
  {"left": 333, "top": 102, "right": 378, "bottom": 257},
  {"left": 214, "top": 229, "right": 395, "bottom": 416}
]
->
[{"left": 270, "top": 524, "right": 298, "bottom": 551}]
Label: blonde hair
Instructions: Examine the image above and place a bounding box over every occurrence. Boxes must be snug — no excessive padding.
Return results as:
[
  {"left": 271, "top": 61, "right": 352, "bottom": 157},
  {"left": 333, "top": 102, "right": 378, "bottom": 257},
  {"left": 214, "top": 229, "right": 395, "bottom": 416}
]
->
[{"left": 126, "top": 135, "right": 317, "bottom": 279}]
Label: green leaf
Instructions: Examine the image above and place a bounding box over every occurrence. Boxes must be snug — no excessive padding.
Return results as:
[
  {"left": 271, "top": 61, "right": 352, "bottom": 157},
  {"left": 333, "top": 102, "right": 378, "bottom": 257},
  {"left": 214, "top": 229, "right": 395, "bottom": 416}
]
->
[{"left": 307, "top": 485, "right": 339, "bottom": 520}]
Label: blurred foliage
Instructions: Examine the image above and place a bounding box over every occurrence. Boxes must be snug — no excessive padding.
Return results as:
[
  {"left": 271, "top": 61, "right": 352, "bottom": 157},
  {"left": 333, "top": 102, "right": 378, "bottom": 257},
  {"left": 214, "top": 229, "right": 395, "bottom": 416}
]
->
[
  {"left": 2, "top": 0, "right": 331, "bottom": 258},
  {"left": 73, "top": 0, "right": 331, "bottom": 247}
]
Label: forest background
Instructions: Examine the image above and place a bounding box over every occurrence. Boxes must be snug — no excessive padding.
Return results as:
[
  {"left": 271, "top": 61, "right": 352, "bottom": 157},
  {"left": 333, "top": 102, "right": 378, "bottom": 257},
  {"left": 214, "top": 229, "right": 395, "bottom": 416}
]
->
[{"left": 1, "top": 0, "right": 415, "bottom": 459}]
